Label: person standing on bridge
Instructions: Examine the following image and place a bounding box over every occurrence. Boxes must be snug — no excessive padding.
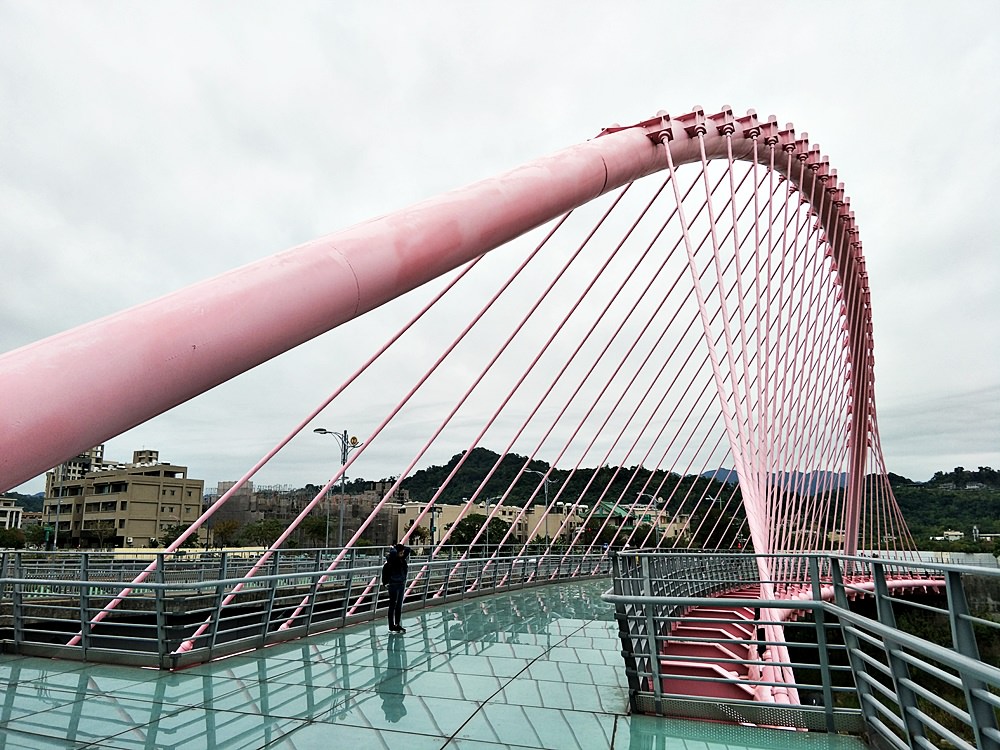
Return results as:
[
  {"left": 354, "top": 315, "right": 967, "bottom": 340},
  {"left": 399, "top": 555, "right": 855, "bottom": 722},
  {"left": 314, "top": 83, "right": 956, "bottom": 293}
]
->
[{"left": 383, "top": 542, "right": 410, "bottom": 634}]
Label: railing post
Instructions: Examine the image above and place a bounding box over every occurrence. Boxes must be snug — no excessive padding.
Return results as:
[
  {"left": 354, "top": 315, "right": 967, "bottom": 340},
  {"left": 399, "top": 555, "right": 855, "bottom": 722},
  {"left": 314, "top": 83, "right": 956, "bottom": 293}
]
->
[
  {"left": 340, "top": 569, "right": 354, "bottom": 628},
  {"left": 831, "top": 558, "right": 880, "bottom": 736},
  {"left": 207, "top": 551, "right": 229, "bottom": 655},
  {"left": 639, "top": 552, "right": 664, "bottom": 714},
  {"left": 945, "top": 569, "right": 1000, "bottom": 749},
  {"left": 10, "top": 551, "right": 24, "bottom": 650},
  {"left": 423, "top": 558, "right": 435, "bottom": 605},
  {"left": 78, "top": 552, "right": 90, "bottom": 658},
  {"left": 302, "top": 563, "right": 322, "bottom": 633},
  {"left": 261, "top": 552, "right": 281, "bottom": 647},
  {"left": 872, "top": 562, "right": 924, "bottom": 749},
  {"left": 154, "top": 553, "right": 169, "bottom": 669},
  {"left": 808, "top": 555, "right": 836, "bottom": 733}
]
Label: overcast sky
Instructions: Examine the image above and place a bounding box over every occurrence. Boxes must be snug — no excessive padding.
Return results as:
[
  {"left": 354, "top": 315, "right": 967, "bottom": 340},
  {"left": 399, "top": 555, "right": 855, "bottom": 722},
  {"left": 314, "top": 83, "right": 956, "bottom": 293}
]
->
[{"left": 2, "top": 1, "right": 998, "bottom": 495}]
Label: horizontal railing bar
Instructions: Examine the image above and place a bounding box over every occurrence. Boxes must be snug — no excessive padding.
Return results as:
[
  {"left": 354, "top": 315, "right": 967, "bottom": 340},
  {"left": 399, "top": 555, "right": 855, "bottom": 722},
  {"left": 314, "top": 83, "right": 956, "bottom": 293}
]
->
[
  {"left": 894, "top": 653, "right": 965, "bottom": 690},
  {"left": 607, "top": 550, "right": 998, "bottom": 749},
  {"left": 906, "top": 707, "right": 976, "bottom": 750},
  {"left": 898, "top": 677, "right": 971, "bottom": 724}
]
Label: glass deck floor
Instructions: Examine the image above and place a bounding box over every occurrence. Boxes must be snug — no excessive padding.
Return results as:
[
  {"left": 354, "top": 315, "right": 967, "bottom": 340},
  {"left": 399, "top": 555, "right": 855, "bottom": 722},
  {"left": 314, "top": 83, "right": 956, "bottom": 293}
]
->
[{"left": 0, "top": 578, "right": 867, "bottom": 749}]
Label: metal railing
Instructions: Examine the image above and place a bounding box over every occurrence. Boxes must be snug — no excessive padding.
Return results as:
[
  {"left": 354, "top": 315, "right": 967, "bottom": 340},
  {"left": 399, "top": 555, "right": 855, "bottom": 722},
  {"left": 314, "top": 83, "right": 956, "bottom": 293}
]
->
[
  {"left": 603, "top": 551, "right": 1000, "bottom": 749},
  {"left": 0, "top": 548, "right": 610, "bottom": 670}
]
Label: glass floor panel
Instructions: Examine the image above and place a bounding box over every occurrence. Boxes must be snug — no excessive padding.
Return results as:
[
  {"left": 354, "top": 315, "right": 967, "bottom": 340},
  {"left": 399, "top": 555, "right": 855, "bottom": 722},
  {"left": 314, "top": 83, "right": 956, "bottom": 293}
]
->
[{"left": 0, "top": 578, "right": 868, "bottom": 749}]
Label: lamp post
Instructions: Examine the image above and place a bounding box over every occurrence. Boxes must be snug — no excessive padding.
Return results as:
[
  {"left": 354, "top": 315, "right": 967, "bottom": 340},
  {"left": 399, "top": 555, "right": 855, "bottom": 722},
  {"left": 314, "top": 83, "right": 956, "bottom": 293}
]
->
[
  {"left": 313, "top": 428, "right": 361, "bottom": 548},
  {"left": 634, "top": 492, "right": 655, "bottom": 542},
  {"left": 429, "top": 506, "right": 442, "bottom": 547},
  {"left": 427, "top": 486, "right": 446, "bottom": 549},
  {"left": 524, "top": 469, "right": 552, "bottom": 544},
  {"left": 481, "top": 496, "right": 500, "bottom": 554},
  {"left": 53, "top": 491, "right": 61, "bottom": 550}
]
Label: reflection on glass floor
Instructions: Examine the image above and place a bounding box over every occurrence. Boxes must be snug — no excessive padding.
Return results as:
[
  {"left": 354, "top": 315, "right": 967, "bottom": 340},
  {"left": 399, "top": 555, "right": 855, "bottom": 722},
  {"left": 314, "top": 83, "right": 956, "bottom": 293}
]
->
[{"left": 0, "top": 578, "right": 867, "bottom": 749}]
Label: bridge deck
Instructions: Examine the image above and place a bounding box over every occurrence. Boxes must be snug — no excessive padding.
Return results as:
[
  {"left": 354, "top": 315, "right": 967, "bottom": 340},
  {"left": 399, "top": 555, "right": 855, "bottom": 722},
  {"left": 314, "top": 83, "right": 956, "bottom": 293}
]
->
[{"left": 0, "top": 579, "right": 865, "bottom": 749}]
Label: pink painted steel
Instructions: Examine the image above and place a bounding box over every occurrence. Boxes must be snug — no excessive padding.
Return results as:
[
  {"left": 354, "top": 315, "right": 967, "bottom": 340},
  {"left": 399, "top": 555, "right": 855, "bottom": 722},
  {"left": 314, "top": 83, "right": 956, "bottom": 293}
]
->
[
  {"left": 0, "top": 107, "right": 876, "bottom": 516},
  {"left": 65, "top": 258, "right": 484, "bottom": 645},
  {"left": 0, "top": 128, "right": 664, "bottom": 491},
  {"left": 11, "top": 107, "right": 899, "bottom": 697}
]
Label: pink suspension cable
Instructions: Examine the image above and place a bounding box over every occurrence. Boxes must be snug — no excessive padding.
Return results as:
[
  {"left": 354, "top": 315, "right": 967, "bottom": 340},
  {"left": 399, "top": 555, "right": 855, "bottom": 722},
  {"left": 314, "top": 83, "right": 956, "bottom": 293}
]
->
[
  {"left": 391, "top": 183, "right": 670, "bottom": 595},
  {"left": 457, "top": 176, "right": 737, "bottom": 583},
  {"left": 175, "top": 256, "right": 517, "bottom": 650},
  {"left": 66, "top": 256, "right": 485, "bottom": 648},
  {"left": 294, "top": 208, "right": 603, "bottom": 621}
]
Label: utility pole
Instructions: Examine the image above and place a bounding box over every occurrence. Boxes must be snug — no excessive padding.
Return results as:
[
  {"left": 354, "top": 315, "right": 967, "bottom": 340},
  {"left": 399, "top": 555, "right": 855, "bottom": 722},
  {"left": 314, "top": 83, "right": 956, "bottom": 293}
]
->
[
  {"left": 313, "top": 428, "right": 361, "bottom": 548},
  {"left": 525, "top": 469, "right": 553, "bottom": 544}
]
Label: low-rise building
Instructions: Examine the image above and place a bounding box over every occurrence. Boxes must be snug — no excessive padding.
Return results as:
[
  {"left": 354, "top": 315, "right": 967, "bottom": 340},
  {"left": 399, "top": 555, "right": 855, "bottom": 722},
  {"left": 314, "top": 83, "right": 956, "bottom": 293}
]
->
[
  {"left": 395, "top": 499, "right": 618, "bottom": 548},
  {"left": 44, "top": 449, "right": 206, "bottom": 549},
  {"left": 0, "top": 499, "right": 23, "bottom": 530},
  {"left": 207, "top": 480, "right": 411, "bottom": 549}
]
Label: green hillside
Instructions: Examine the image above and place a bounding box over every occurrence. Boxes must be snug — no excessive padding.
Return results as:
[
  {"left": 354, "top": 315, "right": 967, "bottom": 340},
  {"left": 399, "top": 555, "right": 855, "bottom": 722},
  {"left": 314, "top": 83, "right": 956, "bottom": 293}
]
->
[{"left": 890, "top": 467, "right": 1000, "bottom": 545}]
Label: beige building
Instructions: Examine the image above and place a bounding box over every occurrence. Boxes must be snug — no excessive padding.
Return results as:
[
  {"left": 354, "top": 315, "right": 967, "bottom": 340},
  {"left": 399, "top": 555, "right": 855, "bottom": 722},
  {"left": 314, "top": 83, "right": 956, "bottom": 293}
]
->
[
  {"left": 324, "top": 482, "right": 411, "bottom": 547},
  {"left": 206, "top": 480, "right": 412, "bottom": 549},
  {"left": 46, "top": 445, "right": 110, "bottom": 483},
  {"left": 395, "top": 500, "right": 588, "bottom": 547},
  {"left": 44, "top": 449, "right": 206, "bottom": 549},
  {"left": 0, "top": 498, "right": 24, "bottom": 530}
]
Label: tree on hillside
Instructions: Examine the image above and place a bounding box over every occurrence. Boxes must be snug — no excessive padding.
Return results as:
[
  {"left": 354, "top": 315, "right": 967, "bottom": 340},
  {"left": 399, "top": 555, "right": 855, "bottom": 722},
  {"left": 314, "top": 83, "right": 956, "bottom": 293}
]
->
[
  {"left": 300, "top": 516, "right": 328, "bottom": 546},
  {"left": 159, "top": 524, "right": 187, "bottom": 548},
  {"left": 211, "top": 519, "right": 241, "bottom": 547},
  {"left": 0, "top": 528, "right": 25, "bottom": 549},
  {"left": 444, "top": 513, "right": 512, "bottom": 551},
  {"left": 241, "top": 519, "right": 285, "bottom": 547}
]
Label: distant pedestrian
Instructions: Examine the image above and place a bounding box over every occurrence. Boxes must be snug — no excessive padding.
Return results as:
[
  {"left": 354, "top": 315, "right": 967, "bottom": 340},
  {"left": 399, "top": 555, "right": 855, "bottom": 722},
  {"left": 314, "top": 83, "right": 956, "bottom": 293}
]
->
[{"left": 383, "top": 542, "right": 410, "bottom": 634}]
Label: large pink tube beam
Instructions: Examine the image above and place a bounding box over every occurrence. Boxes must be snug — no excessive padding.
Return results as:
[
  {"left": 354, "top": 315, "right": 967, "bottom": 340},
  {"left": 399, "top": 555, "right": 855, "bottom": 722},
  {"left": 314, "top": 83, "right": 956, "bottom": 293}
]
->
[
  {"left": 0, "top": 127, "right": 659, "bottom": 489},
  {"left": 0, "top": 108, "right": 872, "bottom": 500}
]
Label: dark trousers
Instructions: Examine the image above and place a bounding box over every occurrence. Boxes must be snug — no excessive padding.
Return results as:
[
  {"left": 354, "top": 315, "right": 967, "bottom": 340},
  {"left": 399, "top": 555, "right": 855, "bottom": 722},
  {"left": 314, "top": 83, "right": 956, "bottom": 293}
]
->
[{"left": 387, "top": 583, "right": 404, "bottom": 628}]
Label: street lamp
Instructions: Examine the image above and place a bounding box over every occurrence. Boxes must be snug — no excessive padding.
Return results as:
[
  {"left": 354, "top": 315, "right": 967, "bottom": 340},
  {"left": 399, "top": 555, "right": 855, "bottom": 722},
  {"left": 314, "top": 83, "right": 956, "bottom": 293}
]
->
[
  {"left": 429, "top": 506, "right": 443, "bottom": 546},
  {"left": 427, "top": 486, "right": 447, "bottom": 548},
  {"left": 52, "top": 490, "right": 62, "bottom": 550},
  {"left": 480, "top": 496, "right": 500, "bottom": 554},
  {"left": 634, "top": 492, "right": 662, "bottom": 546},
  {"left": 313, "top": 428, "right": 361, "bottom": 548},
  {"left": 524, "top": 469, "right": 553, "bottom": 544}
]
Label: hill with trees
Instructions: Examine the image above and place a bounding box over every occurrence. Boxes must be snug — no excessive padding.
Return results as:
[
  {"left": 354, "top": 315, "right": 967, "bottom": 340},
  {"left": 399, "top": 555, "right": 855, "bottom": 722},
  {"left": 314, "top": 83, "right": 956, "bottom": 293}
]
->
[
  {"left": 4, "top": 458, "right": 995, "bottom": 553},
  {"left": 889, "top": 466, "right": 1000, "bottom": 546}
]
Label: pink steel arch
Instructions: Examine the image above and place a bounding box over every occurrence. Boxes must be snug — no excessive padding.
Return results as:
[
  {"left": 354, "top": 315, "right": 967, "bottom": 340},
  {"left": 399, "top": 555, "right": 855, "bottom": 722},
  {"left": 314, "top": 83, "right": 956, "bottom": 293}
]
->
[{"left": 0, "top": 106, "right": 882, "bottom": 565}]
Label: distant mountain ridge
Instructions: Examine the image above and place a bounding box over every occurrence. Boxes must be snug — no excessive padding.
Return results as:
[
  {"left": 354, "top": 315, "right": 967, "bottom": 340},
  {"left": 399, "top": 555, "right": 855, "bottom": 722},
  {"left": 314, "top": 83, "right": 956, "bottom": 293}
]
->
[{"left": 700, "top": 468, "right": 849, "bottom": 495}]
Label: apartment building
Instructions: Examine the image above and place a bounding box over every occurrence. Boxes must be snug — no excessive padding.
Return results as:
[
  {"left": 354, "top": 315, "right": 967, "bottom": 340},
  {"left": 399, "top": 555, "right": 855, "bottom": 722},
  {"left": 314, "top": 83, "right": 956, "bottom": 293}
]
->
[{"left": 44, "top": 449, "right": 206, "bottom": 549}]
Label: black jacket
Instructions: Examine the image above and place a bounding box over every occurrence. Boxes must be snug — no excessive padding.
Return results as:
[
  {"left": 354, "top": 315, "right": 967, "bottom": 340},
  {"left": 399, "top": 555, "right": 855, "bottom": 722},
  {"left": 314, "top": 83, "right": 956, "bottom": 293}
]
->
[{"left": 384, "top": 545, "right": 409, "bottom": 585}]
